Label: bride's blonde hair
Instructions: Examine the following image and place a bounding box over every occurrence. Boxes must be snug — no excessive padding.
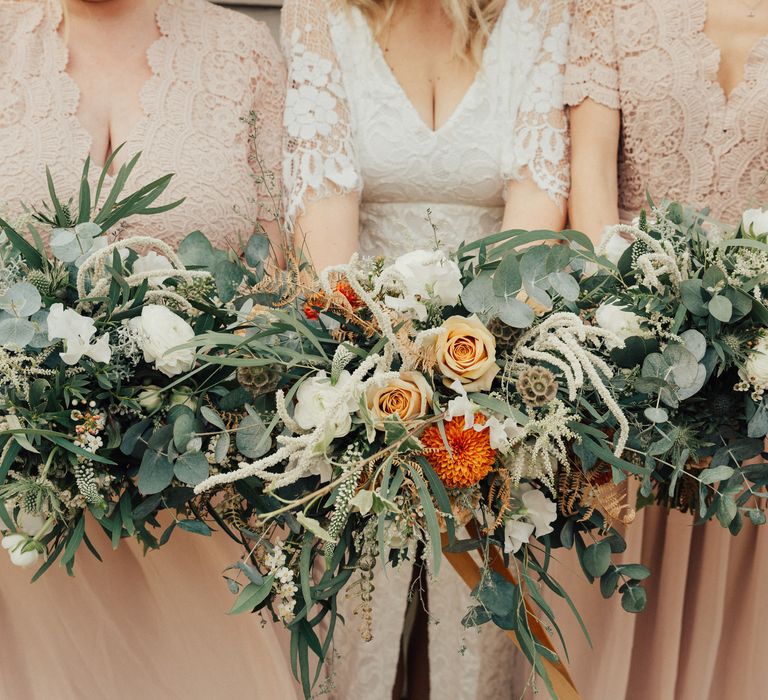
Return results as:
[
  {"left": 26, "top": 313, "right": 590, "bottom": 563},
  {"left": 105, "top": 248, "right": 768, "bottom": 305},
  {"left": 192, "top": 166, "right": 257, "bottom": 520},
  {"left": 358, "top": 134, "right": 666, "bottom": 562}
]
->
[{"left": 346, "top": 0, "right": 505, "bottom": 63}]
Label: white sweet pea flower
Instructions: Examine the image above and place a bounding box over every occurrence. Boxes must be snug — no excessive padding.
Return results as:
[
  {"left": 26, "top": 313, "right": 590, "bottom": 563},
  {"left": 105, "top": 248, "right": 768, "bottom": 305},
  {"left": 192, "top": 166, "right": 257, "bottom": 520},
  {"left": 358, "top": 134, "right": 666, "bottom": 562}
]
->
[
  {"left": 1, "top": 533, "right": 40, "bottom": 568},
  {"left": 595, "top": 303, "right": 646, "bottom": 350},
  {"left": 47, "top": 303, "right": 112, "bottom": 365},
  {"left": 377, "top": 249, "right": 462, "bottom": 322},
  {"left": 504, "top": 520, "right": 535, "bottom": 554},
  {"left": 293, "top": 370, "right": 358, "bottom": 440},
  {"left": 445, "top": 380, "right": 477, "bottom": 428},
  {"left": 503, "top": 485, "right": 557, "bottom": 553},
  {"left": 520, "top": 487, "right": 557, "bottom": 538},
  {"left": 480, "top": 415, "right": 524, "bottom": 453},
  {"left": 129, "top": 304, "right": 196, "bottom": 377},
  {"left": 742, "top": 208, "right": 768, "bottom": 237},
  {"left": 133, "top": 251, "right": 173, "bottom": 286}
]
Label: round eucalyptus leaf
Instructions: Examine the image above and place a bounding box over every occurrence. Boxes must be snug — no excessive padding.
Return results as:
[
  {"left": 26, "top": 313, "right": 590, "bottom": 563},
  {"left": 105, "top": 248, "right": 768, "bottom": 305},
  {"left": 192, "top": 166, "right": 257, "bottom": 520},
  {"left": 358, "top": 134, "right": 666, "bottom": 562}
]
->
[
  {"left": 174, "top": 451, "right": 210, "bottom": 486},
  {"left": 236, "top": 413, "right": 272, "bottom": 459},
  {"left": 644, "top": 406, "right": 669, "bottom": 423},
  {"left": 547, "top": 271, "right": 580, "bottom": 301},
  {"left": 708, "top": 295, "right": 733, "bottom": 322},
  {"left": 0, "top": 317, "right": 35, "bottom": 349},
  {"left": 0, "top": 281, "right": 42, "bottom": 318},
  {"left": 496, "top": 297, "right": 535, "bottom": 329},
  {"left": 461, "top": 273, "right": 496, "bottom": 315},
  {"left": 679, "top": 329, "right": 706, "bottom": 362}
]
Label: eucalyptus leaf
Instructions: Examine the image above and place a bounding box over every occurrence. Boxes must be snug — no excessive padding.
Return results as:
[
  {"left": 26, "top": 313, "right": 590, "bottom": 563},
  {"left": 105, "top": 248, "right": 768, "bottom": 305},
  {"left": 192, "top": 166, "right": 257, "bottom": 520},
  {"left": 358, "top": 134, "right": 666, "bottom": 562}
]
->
[
  {"left": 492, "top": 254, "right": 522, "bottom": 299},
  {"left": 174, "top": 451, "right": 209, "bottom": 486},
  {"left": 496, "top": 297, "right": 535, "bottom": 328},
  {"left": 699, "top": 465, "right": 735, "bottom": 484},
  {"left": 708, "top": 295, "right": 733, "bottom": 322},
  {"left": 178, "top": 231, "right": 213, "bottom": 267},
  {"left": 0, "top": 282, "right": 41, "bottom": 318},
  {"left": 235, "top": 413, "right": 272, "bottom": 459},
  {"left": 547, "top": 271, "right": 580, "bottom": 301},
  {"left": 0, "top": 317, "right": 35, "bottom": 349}
]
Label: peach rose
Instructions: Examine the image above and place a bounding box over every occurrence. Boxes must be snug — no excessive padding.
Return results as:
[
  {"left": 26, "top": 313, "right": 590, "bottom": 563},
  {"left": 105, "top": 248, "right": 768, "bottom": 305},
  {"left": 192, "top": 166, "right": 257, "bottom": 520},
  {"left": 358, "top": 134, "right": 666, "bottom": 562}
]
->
[
  {"left": 366, "top": 371, "right": 433, "bottom": 428},
  {"left": 435, "top": 315, "right": 500, "bottom": 392}
]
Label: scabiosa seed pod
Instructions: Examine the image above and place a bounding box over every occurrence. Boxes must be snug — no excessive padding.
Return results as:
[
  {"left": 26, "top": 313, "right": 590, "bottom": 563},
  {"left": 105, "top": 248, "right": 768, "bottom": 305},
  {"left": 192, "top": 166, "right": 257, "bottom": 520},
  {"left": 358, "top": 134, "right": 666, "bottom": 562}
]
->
[
  {"left": 517, "top": 366, "right": 559, "bottom": 407},
  {"left": 487, "top": 316, "right": 521, "bottom": 350},
  {"left": 236, "top": 365, "right": 281, "bottom": 396}
]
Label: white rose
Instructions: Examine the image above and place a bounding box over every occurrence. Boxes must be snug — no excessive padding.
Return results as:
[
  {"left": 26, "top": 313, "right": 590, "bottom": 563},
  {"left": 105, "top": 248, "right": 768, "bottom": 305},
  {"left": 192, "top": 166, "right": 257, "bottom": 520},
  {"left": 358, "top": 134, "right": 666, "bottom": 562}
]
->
[
  {"left": 377, "top": 249, "right": 462, "bottom": 322},
  {"left": 129, "top": 304, "right": 196, "bottom": 377},
  {"left": 600, "top": 227, "right": 634, "bottom": 265},
  {"left": 293, "top": 370, "right": 358, "bottom": 441},
  {"left": 2, "top": 534, "right": 40, "bottom": 568},
  {"left": 743, "top": 333, "right": 768, "bottom": 387},
  {"left": 48, "top": 303, "right": 112, "bottom": 365},
  {"left": 595, "top": 303, "right": 646, "bottom": 350},
  {"left": 133, "top": 251, "right": 173, "bottom": 286},
  {"left": 742, "top": 208, "right": 768, "bottom": 237}
]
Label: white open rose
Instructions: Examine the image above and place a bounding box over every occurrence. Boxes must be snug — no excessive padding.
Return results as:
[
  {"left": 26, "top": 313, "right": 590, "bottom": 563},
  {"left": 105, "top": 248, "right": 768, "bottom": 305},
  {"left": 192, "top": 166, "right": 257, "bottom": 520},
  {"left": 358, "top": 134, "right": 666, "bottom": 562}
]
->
[
  {"left": 293, "top": 370, "right": 358, "bottom": 441},
  {"left": 595, "top": 303, "right": 647, "bottom": 350},
  {"left": 47, "top": 303, "right": 111, "bottom": 365},
  {"left": 743, "top": 333, "right": 768, "bottom": 388},
  {"left": 743, "top": 208, "right": 768, "bottom": 237},
  {"left": 133, "top": 251, "right": 173, "bottom": 286},
  {"left": 377, "top": 249, "right": 462, "bottom": 322},
  {"left": 129, "top": 304, "right": 196, "bottom": 377}
]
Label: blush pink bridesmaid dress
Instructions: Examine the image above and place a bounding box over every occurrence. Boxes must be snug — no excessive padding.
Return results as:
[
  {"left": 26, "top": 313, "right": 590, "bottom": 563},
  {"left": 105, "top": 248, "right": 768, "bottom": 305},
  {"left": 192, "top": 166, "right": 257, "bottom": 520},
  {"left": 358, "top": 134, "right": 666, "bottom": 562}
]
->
[
  {"left": 551, "top": 1, "right": 768, "bottom": 699},
  {"left": 0, "top": 2, "right": 300, "bottom": 698}
]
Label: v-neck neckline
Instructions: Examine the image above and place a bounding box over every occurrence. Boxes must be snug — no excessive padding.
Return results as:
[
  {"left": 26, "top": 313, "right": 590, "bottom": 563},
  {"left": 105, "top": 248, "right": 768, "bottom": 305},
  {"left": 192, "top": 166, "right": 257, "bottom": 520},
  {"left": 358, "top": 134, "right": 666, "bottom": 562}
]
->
[
  {"left": 696, "top": 0, "right": 768, "bottom": 110},
  {"left": 50, "top": 0, "right": 167, "bottom": 178},
  {"left": 355, "top": 4, "right": 505, "bottom": 135}
]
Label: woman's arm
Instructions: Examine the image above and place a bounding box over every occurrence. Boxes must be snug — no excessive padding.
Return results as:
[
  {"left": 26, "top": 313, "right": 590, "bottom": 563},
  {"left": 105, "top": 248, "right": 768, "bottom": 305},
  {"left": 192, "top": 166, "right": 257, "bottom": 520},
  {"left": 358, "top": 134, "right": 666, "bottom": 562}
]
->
[
  {"left": 281, "top": 0, "right": 362, "bottom": 272},
  {"left": 293, "top": 193, "right": 360, "bottom": 271},
  {"left": 502, "top": 179, "right": 566, "bottom": 233},
  {"left": 568, "top": 99, "right": 620, "bottom": 244}
]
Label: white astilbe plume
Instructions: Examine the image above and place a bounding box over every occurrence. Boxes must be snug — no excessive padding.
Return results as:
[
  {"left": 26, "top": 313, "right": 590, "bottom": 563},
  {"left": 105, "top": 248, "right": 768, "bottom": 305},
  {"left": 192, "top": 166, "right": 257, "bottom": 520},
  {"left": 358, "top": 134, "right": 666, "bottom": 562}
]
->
[
  {"left": 77, "top": 236, "right": 211, "bottom": 300},
  {"left": 194, "top": 353, "right": 396, "bottom": 494},
  {"left": 514, "top": 313, "right": 629, "bottom": 457},
  {"left": 602, "top": 224, "right": 689, "bottom": 293}
]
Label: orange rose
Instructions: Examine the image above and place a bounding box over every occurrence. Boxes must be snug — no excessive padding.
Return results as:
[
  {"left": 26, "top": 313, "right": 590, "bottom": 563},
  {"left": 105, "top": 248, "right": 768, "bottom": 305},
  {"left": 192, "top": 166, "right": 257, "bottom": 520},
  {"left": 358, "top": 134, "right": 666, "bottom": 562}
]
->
[
  {"left": 435, "top": 315, "right": 499, "bottom": 392},
  {"left": 366, "top": 371, "right": 433, "bottom": 428}
]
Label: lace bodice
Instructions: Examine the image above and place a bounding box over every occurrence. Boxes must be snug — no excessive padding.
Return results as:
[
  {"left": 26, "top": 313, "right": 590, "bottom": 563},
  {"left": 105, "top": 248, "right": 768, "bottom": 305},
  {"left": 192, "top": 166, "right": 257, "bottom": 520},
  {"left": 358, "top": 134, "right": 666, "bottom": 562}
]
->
[
  {"left": 0, "top": 0, "right": 285, "bottom": 247},
  {"left": 282, "top": 0, "right": 570, "bottom": 258},
  {"left": 566, "top": 0, "right": 768, "bottom": 223}
]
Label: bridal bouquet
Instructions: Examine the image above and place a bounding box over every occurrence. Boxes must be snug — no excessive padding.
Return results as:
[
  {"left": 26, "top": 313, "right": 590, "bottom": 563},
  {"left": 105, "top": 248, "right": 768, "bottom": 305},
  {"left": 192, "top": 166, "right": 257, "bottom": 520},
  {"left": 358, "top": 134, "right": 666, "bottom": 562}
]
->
[
  {"left": 190, "top": 200, "right": 768, "bottom": 698},
  {"left": 0, "top": 155, "right": 274, "bottom": 576}
]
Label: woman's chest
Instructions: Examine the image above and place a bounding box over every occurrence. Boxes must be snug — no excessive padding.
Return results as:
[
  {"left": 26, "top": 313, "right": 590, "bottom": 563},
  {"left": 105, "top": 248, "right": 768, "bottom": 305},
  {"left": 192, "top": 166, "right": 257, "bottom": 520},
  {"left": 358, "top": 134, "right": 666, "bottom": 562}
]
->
[
  {"left": 0, "top": 28, "right": 259, "bottom": 244},
  {"left": 328, "top": 7, "right": 534, "bottom": 205}
]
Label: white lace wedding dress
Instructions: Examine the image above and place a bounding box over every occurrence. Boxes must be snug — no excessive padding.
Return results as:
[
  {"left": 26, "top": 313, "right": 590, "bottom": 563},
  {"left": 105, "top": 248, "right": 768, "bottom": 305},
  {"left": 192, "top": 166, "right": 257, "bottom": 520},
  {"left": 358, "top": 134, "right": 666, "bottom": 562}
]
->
[{"left": 281, "top": 0, "right": 570, "bottom": 696}]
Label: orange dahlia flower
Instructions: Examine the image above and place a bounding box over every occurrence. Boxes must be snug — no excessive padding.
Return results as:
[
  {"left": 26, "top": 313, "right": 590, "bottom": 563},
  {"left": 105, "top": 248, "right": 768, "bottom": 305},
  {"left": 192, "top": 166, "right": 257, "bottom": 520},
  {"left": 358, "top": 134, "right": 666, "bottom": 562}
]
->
[{"left": 422, "top": 414, "right": 496, "bottom": 489}]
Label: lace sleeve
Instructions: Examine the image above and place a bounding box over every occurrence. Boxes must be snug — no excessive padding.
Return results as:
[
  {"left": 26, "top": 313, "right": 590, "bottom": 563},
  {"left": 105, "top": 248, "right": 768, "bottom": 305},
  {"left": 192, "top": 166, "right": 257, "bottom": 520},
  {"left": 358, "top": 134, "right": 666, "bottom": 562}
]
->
[
  {"left": 505, "top": 0, "right": 570, "bottom": 206},
  {"left": 249, "top": 23, "right": 287, "bottom": 223},
  {"left": 281, "top": 0, "right": 361, "bottom": 227},
  {"left": 564, "top": 0, "right": 620, "bottom": 109}
]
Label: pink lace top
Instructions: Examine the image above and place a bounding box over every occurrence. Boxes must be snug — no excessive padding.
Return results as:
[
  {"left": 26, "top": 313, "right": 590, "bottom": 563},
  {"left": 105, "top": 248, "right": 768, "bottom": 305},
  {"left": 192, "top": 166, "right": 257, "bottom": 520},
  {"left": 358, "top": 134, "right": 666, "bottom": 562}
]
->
[
  {"left": 566, "top": 0, "right": 768, "bottom": 223},
  {"left": 0, "top": 0, "right": 285, "bottom": 247}
]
